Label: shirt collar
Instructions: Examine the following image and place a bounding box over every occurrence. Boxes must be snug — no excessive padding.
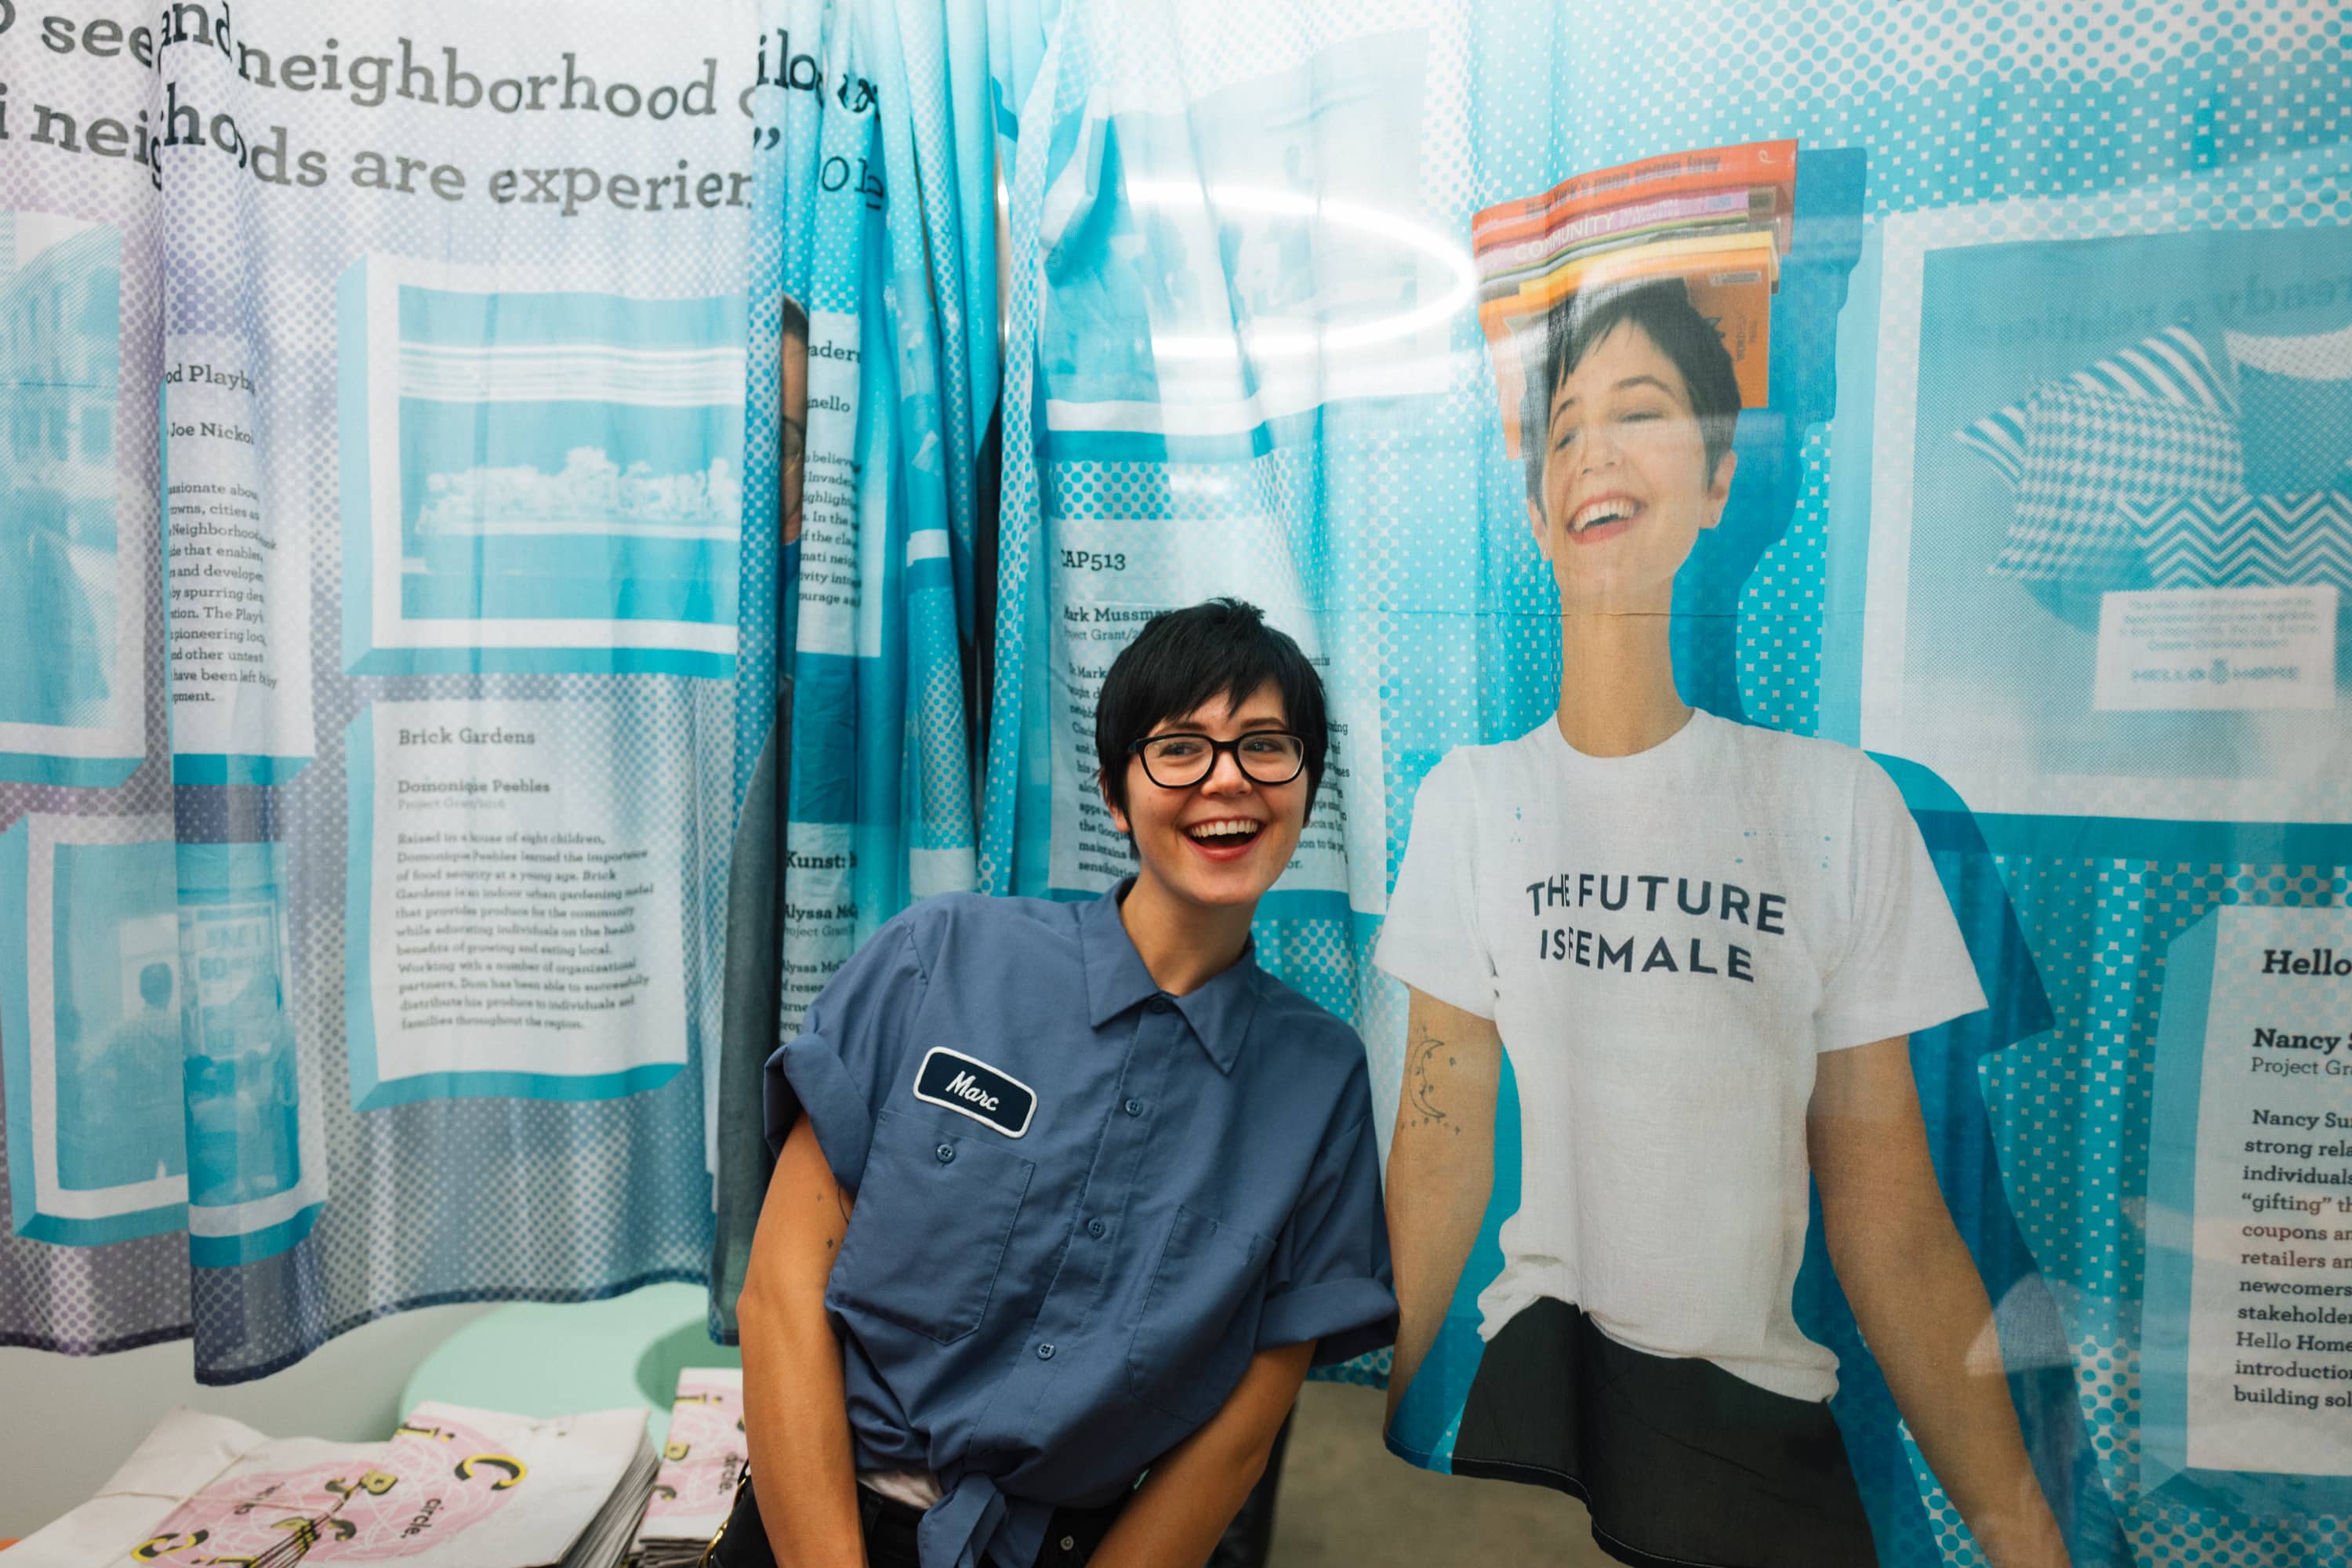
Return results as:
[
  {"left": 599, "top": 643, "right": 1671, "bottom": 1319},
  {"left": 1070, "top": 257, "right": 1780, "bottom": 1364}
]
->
[{"left": 1080, "top": 880, "right": 1262, "bottom": 1075}]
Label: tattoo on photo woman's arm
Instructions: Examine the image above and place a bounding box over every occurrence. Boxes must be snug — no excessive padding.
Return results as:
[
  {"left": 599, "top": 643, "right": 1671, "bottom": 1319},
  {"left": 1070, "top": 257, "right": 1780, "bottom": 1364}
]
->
[{"left": 1406, "top": 1028, "right": 1457, "bottom": 1132}]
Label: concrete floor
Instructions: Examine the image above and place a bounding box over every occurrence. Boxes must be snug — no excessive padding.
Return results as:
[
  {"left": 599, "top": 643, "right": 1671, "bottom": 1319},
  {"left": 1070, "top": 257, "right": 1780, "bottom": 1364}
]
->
[{"left": 1269, "top": 1381, "right": 1616, "bottom": 1566}]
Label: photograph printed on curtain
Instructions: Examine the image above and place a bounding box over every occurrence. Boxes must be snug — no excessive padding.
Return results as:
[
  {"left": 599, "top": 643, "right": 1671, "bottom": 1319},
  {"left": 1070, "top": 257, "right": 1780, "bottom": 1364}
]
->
[
  {"left": 982, "top": 2, "right": 2351, "bottom": 1565},
  {"left": 1375, "top": 136, "right": 2082, "bottom": 1568},
  {"left": 0, "top": 209, "right": 142, "bottom": 789}
]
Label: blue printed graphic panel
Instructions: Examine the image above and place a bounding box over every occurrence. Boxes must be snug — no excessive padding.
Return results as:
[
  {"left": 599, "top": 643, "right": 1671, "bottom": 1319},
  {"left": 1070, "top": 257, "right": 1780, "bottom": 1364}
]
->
[
  {"left": 337, "top": 256, "right": 749, "bottom": 677},
  {"left": 2, "top": 823, "right": 187, "bottom": 1248},
  {"left": 0, "top": 212, "right": 140, "bottom": 786},
  {"left": 176, "top": 841, "right": 323, "bottom": 1266},
  {"left": 1879, "top": 219, "right": 2352, "bottom": 837}
]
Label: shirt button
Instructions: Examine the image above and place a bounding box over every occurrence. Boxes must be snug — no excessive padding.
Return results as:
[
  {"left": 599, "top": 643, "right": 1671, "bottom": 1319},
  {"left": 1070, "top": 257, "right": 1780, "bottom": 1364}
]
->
[
  {"left": 1147, "top": 996, "right": 1173, "bottom": 1014},
  {"left": 935, "top": 1143, "right": 955, "bottom": 1163},
  {"left": 1087, "top": 1218, "right": 1107, "bottom": 1240},
  {"left": 1036, "top": 1342, "right": 1056, "bottom": 1360},
  {"left": 1123, "top": 1098, "right": 1143, "bottom": 1116},
  {"left": 1061, "top": 1537, "right": 1076, "bottom": 1552}
]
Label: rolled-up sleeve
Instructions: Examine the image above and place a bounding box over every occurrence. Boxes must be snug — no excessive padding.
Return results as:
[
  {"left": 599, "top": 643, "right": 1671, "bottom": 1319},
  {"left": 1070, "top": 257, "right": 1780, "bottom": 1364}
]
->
[
  {"left": 764, "top": 919, "right": 931, "bottom": 1191},
  {"left": 1257, "top": 1105, "right": 1398, "bottom": 1366}
]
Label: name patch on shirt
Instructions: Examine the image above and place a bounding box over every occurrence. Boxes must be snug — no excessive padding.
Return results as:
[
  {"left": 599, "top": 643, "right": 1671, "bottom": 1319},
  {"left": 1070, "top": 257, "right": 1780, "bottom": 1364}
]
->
[{"left": 913, "top": 1048, "right": 1036, "bottom": 1138}]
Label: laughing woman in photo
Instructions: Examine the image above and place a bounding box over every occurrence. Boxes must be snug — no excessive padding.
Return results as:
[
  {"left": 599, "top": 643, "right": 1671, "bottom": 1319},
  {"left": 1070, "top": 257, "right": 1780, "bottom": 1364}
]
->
[{"left": 1377, "top": 279, "right": 2071, "bottom": 1568}]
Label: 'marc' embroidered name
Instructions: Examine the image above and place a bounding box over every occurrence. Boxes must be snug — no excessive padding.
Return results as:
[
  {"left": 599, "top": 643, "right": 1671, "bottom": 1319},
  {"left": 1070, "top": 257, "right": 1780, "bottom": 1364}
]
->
[{"left": 913, "top": 1047, "right": 1036, "bottom": 1138}]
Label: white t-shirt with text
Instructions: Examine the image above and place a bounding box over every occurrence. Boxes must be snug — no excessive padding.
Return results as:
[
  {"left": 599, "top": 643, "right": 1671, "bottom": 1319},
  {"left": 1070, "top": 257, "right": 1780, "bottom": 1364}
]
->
[{"left": 1375, "top": 711, "right": 1985, "bottom": 1402}]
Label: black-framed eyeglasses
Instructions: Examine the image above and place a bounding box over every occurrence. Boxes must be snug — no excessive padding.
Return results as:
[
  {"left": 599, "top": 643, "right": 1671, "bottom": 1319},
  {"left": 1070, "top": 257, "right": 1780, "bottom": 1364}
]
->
[{"left": 1127, "top": 731, "right": 1307, "bottom": 789}]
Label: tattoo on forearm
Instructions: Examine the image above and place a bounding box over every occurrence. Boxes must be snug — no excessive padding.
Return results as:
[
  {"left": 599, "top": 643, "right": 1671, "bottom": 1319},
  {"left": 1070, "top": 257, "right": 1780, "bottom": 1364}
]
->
[{"left": 1406, "top": 1031, "right": 1458, "bottom": 1133}]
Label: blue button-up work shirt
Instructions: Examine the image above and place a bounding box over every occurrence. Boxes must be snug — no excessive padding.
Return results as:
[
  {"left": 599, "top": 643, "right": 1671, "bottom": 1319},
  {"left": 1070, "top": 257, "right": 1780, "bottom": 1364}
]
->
[{"left": 764, "top": 884, "right": 1396, "bottom": 1568}]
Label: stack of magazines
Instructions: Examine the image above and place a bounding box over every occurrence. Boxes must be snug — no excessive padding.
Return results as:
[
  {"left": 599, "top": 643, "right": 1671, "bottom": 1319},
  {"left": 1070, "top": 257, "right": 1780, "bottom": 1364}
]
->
[
  {"left": 1472, "top": 138, "right": 1798, "bottom": 459},
  {"left": 8, "top": 1401, "right": 657, "bottom": 1566},
  {"left": 629, "top": 1368, "right": 747, "bottom": 1567}
]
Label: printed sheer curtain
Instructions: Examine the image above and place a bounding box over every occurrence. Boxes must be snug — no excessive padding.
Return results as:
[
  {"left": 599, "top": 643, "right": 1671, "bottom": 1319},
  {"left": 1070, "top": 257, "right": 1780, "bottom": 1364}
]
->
[
  {"left": 0, "top": 0, "right": 994, "bottom": 1381},
  {"left": 5, "top": 5, "right": 2352, "bottom": 1565}
]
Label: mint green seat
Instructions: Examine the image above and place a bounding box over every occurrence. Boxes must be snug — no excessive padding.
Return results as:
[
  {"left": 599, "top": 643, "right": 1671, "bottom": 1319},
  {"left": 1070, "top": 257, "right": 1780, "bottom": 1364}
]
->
[{"left": 399, "top": 1282, "right": 742, "bottom": 1444}]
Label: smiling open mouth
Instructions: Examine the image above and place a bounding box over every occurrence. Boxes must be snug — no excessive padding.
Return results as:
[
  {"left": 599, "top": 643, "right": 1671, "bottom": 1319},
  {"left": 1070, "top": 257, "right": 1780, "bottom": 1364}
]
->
[
  {"left": 1570, "top": 497, "right": 1642, "bottom": 534},
  {"left": 1185, "top": 818, "right": 1265, "bottom": 846}
]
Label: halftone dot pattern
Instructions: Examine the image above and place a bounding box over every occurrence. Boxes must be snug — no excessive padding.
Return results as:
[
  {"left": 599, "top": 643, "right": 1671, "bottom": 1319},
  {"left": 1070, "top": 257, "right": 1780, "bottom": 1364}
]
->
[
  {"left": 914, "top": 655, "right": 972, "bottom": 849},
  {"left": 1738, "top": 425, "right": 1832, "bottom": 735},
  {"left": 1327, "top": 927, "right": 1405, "bottom": 1393},
  {"left": 1250, "top": 916, "right": 1354, "bottom": 1023},
  {"left": 773, "top": 0, "right": 983, "bottom": 1073},
  {"left": 1900, "top": 1308, "right": 2154, "bottom": 1566},
  {"left": 1319, "top": 1342, "right": 1392, "bottom": 1390},
  {"left": 1895, "top": 1417, "right": 1992, "bottom": 1568},
  {"left": 1979, "top": 862, "right": 2351, "bottom": 1559},
  {"left": 797, "top": 28, "right": 887, "bottom": 320},
  {"left": 2057, "top": 1290, "right": 2148, "bottom": 1546},
  {"left": 1250, "top": 916, "right": 1392, "bottom": 1390},
  {"left": 197, "top": 677, "right": 731, "bottom": 1381},
  {"left": 1457, "top": 3, "right": 2346, "bottom": 223},
  {"left": 1050, "top": 463, "right": 1171, "bottom": 524},
  {"left": 1042, "top": 453, "right": 1339, "bottom": 684},
  {"left": 2148, "top": 1504, "right": 2352, "bottom": 1568}
]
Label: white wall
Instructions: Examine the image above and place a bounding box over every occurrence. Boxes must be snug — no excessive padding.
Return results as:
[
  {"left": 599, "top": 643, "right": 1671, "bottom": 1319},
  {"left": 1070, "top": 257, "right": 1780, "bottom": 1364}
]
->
[{"left": 0, "top": 1302, "right": 491, "bottom": 1541}]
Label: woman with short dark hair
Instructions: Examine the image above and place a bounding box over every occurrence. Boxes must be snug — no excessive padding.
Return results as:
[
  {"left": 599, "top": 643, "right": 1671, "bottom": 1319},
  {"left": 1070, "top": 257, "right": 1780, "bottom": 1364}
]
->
[
  {"left": 1382, "top": 279, "right": 2071, "bottom": 1568},
  {"left": 729, "top": 598, "right": 1396, "bottom": 1568}
]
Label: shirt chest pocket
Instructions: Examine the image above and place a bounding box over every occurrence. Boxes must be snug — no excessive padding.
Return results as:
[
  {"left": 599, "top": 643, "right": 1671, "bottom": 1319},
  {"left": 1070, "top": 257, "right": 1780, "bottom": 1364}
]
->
[
  {"left": 828, "top": 1109, "right": 1035, "bottom": 1345},
  {"left": 1126, "top": 1206, "right": 1271, "bottom": 1424}
]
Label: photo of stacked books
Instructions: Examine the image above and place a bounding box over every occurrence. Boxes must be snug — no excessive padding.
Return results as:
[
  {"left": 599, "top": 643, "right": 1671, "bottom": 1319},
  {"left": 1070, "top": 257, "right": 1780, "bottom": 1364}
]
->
[{"left": 1472, "top": 140, "right": 1798, "bottom": 459}]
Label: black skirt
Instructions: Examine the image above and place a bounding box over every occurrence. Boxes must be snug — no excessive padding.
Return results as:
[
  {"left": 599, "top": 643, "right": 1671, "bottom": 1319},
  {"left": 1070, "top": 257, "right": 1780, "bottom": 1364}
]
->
[{"left": 1450, "top": 1297, "right": 1880, "bottom": 1567}]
